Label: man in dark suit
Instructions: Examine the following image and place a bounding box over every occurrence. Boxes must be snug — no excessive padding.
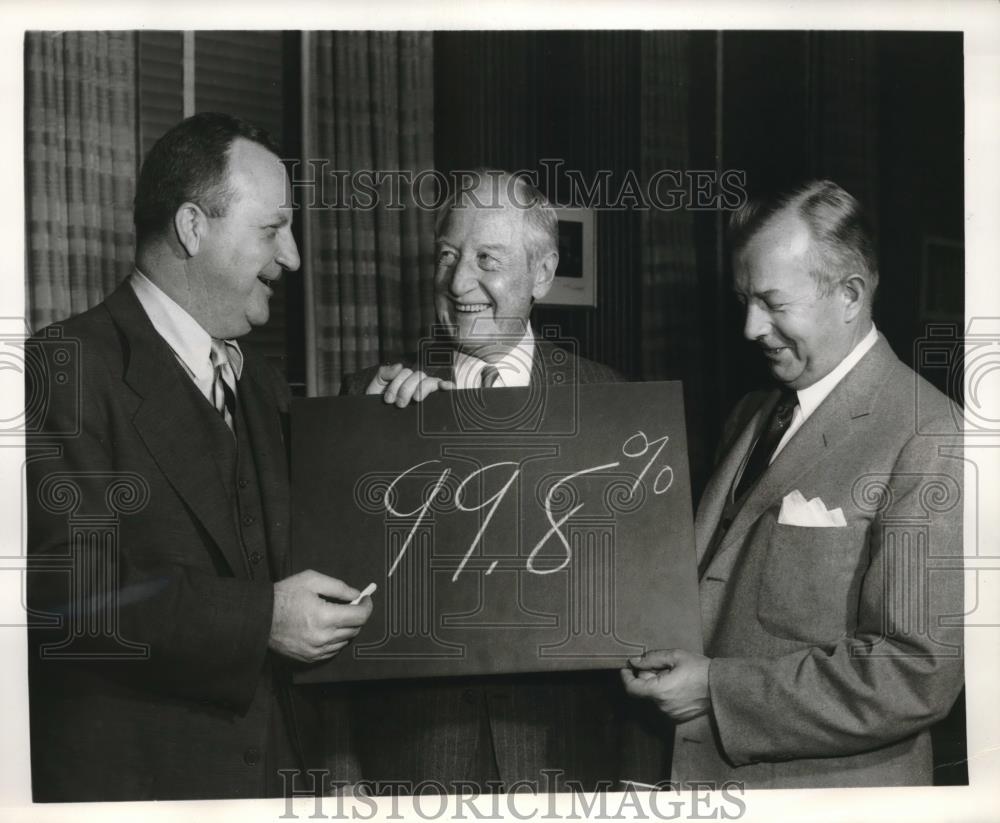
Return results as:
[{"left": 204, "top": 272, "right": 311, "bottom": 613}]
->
[
  {"left": 26, "top": 112, "right": 373, "bottom": 802},
  {"left": 622, "top": 180, "right": 964, "bottom": 788},
  {"left": 339, "top": 171, "right": 626, "bottom": 794}
]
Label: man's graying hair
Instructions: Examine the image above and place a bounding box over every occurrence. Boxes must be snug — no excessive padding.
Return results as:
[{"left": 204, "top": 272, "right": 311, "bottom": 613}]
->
[
  {"left": 435, "top": 169, "right": 559, "bottom": 269},
  {"left": 134, "top": 112, "right": 282, "bottom": 246},
  {"left": 729, "top": 179, "right": 879, "bottom": 303}
]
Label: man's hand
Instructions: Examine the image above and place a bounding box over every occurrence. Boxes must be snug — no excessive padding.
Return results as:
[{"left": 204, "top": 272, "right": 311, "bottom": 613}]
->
[
  {"left": 620, "top": 649, "right": 712, "bottom": 722},
  {"left": 269, "top": 570, "right": 373, "bottom": 663},
  {"left": 365, "top": 363, "right": 455, "bottom": 407}
]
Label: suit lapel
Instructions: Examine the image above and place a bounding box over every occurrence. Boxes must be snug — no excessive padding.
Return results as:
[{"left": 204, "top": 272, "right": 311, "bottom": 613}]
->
[
  {"left": 694, "top": 398, "right": 770, "bottom": 567},
  {"left": 105, "top": 284, "right": 248, "bottom": 578},
  {"left": 239, "top": 360, "right": 291, "bottom": 576},
  {"left": 701, "top": 337, "right": 895, "bottom": 581}
]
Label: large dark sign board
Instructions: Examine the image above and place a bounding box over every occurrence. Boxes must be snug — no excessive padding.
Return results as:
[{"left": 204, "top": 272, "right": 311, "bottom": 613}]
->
[{"left": 291, "top": 380, "right": 702, "bottom": 684}]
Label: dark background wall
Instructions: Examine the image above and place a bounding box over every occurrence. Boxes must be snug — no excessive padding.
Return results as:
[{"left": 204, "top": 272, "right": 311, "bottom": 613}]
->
[{"left": 434, "top": 31, "right": 964, "bottom": 455}]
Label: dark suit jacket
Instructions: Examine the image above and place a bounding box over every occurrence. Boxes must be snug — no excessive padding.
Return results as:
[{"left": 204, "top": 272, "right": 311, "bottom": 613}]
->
[
  {"left": 335, "top": 340, "right": 629, "bottom": 792},
  {"left": 26, "top": 282, "right": 314, "bottom": 801},
  {"left": 672, "top": 336, "right": 964, "bottom": 789}
]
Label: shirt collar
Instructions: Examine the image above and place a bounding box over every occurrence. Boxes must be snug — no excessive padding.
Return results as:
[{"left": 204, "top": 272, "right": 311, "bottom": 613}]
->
[
  {"left": 453, "top": 325, "right": 536, "bottom": 389},
  {"left": 129, "top": 269, "right": 244, "bottom": 381},
  {"left": 795, "top": 324, "right": 879, "bottom": 418}
]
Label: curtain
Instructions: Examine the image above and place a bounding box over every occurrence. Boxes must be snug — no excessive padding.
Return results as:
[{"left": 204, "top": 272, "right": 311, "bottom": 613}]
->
[
  {"left": 25, "top": 31, "right": 136, "bottom": 333},
  {"left": 806, "top": 32, "right": 880, "bottom": 237},
  {"left": 305, "top": 31, "right": 436, "bottom": 396},
  {"left": 639, "top": 32, "right": 699, "bottom": 383},
  {"left": 638, "top": 32, "right": 711, "bottom": 485}
]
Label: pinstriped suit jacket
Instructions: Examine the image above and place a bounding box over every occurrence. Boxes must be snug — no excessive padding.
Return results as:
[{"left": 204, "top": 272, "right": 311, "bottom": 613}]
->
[{"left": 329, "top": 341, "right": 630, "bottom": 792}]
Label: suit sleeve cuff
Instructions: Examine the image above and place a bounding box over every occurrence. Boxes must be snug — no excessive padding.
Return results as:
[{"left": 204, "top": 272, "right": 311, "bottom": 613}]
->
[{"left": 707, "top": 657, "right": 763, "bottom": 767}]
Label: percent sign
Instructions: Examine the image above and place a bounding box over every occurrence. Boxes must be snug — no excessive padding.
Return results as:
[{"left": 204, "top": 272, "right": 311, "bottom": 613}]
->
[{"left": 622, "top": 431, "right": 674, "bottom": 495}]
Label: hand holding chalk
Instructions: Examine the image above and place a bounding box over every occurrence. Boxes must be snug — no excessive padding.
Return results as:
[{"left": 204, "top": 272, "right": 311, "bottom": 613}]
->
[
  {"left": 269, "top": 570, "right": 374, "bottom": 664},
  {"left": 350, "top": 582, "right": 377, "bottom": 605}
]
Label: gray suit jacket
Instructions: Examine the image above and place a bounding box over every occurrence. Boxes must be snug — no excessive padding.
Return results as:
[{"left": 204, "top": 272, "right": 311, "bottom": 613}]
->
[
  {"left": 330, "top": 341, "right": 628, "bottom": 792},
  {"left": 671, "top": 335, "right": 964, "bottom": 789}
]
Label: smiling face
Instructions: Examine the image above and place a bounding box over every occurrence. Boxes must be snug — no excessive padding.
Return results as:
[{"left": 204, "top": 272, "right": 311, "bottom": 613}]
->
[
  {"left": 189, "top": 138, "right": 300, "bottom": 339},
  {"left": 733, "top": 212, "right": 860, "bottom": 390},
  {"left": 434, "top": 195, "right": 555, "bottom": 360}
]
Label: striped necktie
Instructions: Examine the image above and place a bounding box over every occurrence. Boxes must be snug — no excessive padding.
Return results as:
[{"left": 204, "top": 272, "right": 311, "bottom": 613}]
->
[{"left": 210, "top": 339, "right": 238, "bottom": 431}]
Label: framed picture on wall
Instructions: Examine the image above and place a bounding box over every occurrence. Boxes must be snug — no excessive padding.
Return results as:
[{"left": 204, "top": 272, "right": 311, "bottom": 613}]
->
[{"left": 539, "top": 207, "right": 597, "bottom": 307}]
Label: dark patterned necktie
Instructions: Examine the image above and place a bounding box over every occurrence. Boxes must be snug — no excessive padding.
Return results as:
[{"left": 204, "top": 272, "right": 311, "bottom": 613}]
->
[
  {"left": 481, "top": 365, "right": 500, "bottom": 388},
  {"left": 733, "top": 388, "right": 798, "bottom": 501}
]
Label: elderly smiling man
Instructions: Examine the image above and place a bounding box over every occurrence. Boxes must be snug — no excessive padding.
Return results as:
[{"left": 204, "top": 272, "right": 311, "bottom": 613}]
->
[
  {"left": 623, "top": 180, "right": 964, "bottom": 789},
  {"left": 344, "top": 170, "right": 619, "bottom": 400},
  {"left": 338, "top": 170, "right": 625, "bottom": 794}
]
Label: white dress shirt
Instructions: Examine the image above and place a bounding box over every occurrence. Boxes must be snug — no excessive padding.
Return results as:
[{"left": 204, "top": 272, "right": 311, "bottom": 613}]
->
[
  {"left": 452, "top": 326, "right": 536, "bottom": 389},
  {"left": 129, "top": 270, "right": 244, "bottom": 404},
  {"left": 771, "top": 324, "right": 879, "bottom": 461}
]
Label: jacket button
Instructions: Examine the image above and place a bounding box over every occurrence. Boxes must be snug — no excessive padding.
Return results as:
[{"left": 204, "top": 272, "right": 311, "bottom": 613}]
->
[
  {"left": 243, "top": 515, "right": 255, "bottom": 526},
  {"left": 238, "top": 478, "right": 249, "bottom": 489},
  {"left": 243, "top": 747, "right": 260, "bottom": 766},
  {"left": 250, "top": 551, "right": 263, "bottom": 565}
]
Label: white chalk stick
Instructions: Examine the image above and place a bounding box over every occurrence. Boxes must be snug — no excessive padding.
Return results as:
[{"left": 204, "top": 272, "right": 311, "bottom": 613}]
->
[{"left": 350, "top": 582, "right": 377, "bottom": 605}]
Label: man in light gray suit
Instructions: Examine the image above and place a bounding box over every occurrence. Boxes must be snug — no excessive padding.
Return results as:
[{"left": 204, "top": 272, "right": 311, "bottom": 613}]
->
[{"left": 623, "top": 180, "right": 964, "bottom": 789}]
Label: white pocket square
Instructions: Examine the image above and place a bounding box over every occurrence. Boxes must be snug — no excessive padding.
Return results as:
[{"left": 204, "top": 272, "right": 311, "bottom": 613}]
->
[{"left": 777, "top": 489, "right": 847, "bottom": 528}]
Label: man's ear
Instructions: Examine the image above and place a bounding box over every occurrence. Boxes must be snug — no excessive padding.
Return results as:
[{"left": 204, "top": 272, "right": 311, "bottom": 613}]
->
[
  {"left": 173, "top": 202, "right": 209, "bottom": 258},
  {"left": 840, "top": 273, "right": 867, "bottom": 322},
  {"left": 531, "top": 251, "right": 559, "bottom": 300}
]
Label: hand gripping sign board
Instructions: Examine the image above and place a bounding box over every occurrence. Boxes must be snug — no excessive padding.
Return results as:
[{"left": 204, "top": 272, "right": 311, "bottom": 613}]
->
[{"left": 291, "top": 380, "right": 702, "bottom": 683}]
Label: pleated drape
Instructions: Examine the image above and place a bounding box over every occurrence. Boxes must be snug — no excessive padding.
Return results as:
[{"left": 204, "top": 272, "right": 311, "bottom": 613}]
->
[
  {"left": 304, "top": 32, "right": 436, "bottom": 396},
  {"left": 25, "top": 31, "right": 136, "bottom": 332}
]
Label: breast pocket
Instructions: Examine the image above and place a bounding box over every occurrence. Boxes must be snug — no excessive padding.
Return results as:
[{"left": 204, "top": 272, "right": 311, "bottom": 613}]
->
[{"left": 757, "top": 522, "right": 869, "bottom": 644}]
